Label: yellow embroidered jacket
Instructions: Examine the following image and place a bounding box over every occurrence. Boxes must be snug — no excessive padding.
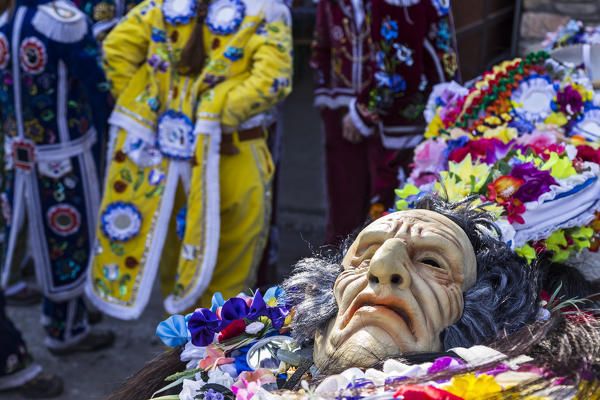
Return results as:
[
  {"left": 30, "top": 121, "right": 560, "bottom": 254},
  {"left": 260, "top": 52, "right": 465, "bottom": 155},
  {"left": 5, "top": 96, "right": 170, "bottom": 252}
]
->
[{"left": 85, "top": 0, "right": 293, "bottom": 319}]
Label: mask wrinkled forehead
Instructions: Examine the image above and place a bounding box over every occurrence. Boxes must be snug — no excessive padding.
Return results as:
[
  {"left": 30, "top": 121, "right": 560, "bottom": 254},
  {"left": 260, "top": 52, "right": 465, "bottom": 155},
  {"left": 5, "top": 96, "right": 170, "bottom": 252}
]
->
[{"left": 342, "top": 209, "right": 477, "bottom": 289}]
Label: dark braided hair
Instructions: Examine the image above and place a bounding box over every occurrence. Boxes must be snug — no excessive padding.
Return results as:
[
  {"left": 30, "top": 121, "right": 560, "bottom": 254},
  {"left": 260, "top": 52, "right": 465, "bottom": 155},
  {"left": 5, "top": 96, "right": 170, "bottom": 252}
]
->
[{"left": 177, "top": 0, "right": 210, "bottom": 75}]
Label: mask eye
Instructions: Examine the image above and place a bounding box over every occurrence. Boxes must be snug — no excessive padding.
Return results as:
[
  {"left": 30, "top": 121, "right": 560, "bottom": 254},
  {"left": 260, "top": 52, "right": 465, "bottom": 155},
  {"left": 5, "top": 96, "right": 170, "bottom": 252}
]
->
[{"left": 420, "top": 258, "right": 444, "bottom": 270}]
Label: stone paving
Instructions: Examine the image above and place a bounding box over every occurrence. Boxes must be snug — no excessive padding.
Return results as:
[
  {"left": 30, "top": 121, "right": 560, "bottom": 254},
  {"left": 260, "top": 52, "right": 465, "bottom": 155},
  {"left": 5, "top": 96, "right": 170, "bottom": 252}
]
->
[{"left": 3, "top": 72, "right": 327, "bottom": 400}]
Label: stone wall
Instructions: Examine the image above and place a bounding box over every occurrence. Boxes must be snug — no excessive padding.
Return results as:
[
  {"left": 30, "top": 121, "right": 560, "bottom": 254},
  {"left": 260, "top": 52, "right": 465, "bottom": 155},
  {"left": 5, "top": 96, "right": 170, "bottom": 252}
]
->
[{"left": 520, "top": 0, "right": 600, "bottom": 54}]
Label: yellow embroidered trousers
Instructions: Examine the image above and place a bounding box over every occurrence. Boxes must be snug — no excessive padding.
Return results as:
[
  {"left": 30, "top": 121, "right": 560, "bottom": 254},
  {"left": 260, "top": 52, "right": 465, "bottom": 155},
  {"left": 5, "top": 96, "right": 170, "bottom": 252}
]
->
[{"left": 159, "top": 133, "right": 274, "bottom": 310}]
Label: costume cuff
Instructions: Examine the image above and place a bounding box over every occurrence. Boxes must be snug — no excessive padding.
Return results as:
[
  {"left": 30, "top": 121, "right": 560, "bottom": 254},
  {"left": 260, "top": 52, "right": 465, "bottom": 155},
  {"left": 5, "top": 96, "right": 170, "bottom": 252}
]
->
[{"left": 349, "top": 98, "right": 375, "bottom": 137}]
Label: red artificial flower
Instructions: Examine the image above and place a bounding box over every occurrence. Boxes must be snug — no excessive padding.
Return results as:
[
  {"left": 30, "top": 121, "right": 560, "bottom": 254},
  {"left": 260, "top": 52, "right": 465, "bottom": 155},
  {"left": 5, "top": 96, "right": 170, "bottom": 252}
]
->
[
  {"left": 540, "top": 143, "right": 565, "bottom": 161},
  {"left": 505, "top": 198, "right": 526, "bottom": 225},
  {"left": 218, "top": 319, "right": 246, "bottom": 342},
  {"left": 394, "top": 385, "right": 464, "bottom": 400},
  {"left": 487, "top": 176, "right": 524, "bottom": 204},
  {"left": 576, "top": 145, "right": 600, "bottom": 164}
]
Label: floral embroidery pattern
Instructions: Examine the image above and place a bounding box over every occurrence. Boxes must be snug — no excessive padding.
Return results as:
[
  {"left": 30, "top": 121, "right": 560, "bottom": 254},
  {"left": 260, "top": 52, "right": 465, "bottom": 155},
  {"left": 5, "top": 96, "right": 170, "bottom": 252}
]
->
[
  {"left": 157, "top": 110, "right": 196, "bottom": 160},
  {"left": 46, "top": 204, "right": 81, "bottom": 237},
  {"left": 206, "top": 0, "right": 245, "bottom": 35},
  {"left": 20, "top": 37, "right": 47, "bottom": 75}
]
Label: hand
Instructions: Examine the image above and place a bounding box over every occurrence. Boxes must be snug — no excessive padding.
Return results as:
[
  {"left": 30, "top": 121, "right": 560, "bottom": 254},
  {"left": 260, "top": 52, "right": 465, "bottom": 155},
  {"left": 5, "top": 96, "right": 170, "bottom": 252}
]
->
[{"left": 342, "top": 113, "right": 363, "bottom": 144}]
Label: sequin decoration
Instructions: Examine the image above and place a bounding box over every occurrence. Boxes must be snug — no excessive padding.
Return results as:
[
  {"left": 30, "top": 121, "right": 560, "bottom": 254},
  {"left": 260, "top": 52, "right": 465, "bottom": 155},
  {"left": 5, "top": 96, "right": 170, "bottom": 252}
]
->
[
  {"left": 0, "top": 32, "right": 9, "bottom": 70},
  {"left": 46, "top": 204, "right": 81, "bottom": 237},
  {"left": 157, "top": 110, "right": 195, "bottom": 159},
  {"left": 206, "top": 0, "right": 245, "bottom": 35},
  {"left": 100, "top": 202, "right": 142, "bottom": 242},
  {"left": 103, "top": 263, "right": 119, "bottom": 281},
  {"left": 20, "top": 37, "right": 47, "bottom": 75}
]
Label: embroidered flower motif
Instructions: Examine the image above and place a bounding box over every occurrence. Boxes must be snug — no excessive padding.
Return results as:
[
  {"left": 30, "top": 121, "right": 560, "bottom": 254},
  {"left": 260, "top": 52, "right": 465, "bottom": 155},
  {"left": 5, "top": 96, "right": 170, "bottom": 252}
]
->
[
  {"left": 162, "top": 0, "right": 197, "bottom": 25},
  {"left": 148, "top": 169, "right": 165, "bottom": 186},
  {"left": 100, "top": 202, "right": 143, "bottom": 242},
  {"left": 270, "top": 76, "right": 290, "bottom": 94},
  {"left": 125, "top": 256, "right": 139, "bottom": 269},
  {"left": 431, "top": 0, "right": 450, "bottom": 16},
  {"left": 224, "top": 46, "right": 243, "bottom": 61},
  {"left": 151, "top": 27, "right": 166, "bottom": 42},
  {"left": 393, "top": 43, "right": 413, "bottom": 66},
  {"left": 103, "top": 263, "right": 120, "bottom": 282},
  {"left": 157, "top": 110, "right": 195, "bottom": 160},
  {"left": 206, "top": 0, "right": 246, "bottom": 36},
  {"left": 147, "top": 54, "right": 169, "bottom": 72},
  {"left": 46, "top": 204, "right": 81, "bottom": 237},
  {"left": 19, "top": 37, "right": 47, "bottom": 75},
  {"left": 381, "top": 18, "right": 398, "bottom": 41},
  {"left": 0, "top": 32, "right": 9, "bottom": 70}
]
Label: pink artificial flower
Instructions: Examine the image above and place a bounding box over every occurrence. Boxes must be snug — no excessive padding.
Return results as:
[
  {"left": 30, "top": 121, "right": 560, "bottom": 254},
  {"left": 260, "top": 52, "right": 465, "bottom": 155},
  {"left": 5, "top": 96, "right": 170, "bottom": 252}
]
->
[
  {"left": 410, "top": 138, "right": 448, "bottom": 183},
  {"left": 233, "top": 369, "right": 277, "bottom": 388},
  {"left": 232, "top": 380, "right": 261, "bottom": 400},
  {"left": 516, "top": 130, "right": 557, "bottom": 155},
  {"left": 197, "top": 345, "right": 235, "bottom": 370}
]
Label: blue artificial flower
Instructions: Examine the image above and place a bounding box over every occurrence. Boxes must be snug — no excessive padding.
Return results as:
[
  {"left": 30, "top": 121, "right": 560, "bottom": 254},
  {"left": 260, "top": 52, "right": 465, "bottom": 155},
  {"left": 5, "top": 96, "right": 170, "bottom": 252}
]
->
[
  {"left": 233, "top": 344, "right": 253, "bottom": 374},
  {"left": 188, "top": 308, "right": 223, "bottom": 347},
  {"left": 375, "top": 51, "right": 386, "bottom": 70},
  {"left": 210, "top": 292, "right": 225, "bottom": 312},
  {"left": 220, "top": 297, "right": 249, "bottom": 326},
  {"left": 176, "top": 205, "right": 187, "bottom": 240},
  {"left": 443, "top": 136, "right": 469, "bottom": 159},
  {"left": 224, "top": 46, "right": 244, "bottom": 61},
  {"left": 375, "top": 71, "right": 392, "bottom": 88},
  {"left": 508, "top": 119, "right": 535, "bottom": 134},
  {"left": 263, "top": 286, "right": 285, "bottom": 305},
  {"left": 381, "top": 19, "right": 398, "bottom": 41},
  {"left": 156, "top": 314, "right": 190, "bottom": 347},
  {"left": 248, "top": 291, "right": 267, "bottom": 320},
  {"left": 390, "top": 74, "right": 407, "bottom": 93}
]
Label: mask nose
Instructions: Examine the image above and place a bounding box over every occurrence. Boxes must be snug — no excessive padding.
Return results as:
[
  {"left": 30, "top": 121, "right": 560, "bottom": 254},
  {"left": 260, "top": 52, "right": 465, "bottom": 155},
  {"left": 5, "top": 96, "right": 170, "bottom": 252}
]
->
[{"left": 367, "top": 238, "right": 411, "bottom": 290}]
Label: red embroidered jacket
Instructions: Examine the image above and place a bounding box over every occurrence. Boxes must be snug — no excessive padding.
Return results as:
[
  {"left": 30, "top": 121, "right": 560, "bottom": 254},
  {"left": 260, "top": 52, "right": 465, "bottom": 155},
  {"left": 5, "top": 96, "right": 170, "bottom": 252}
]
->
[
  {"left": 310, "top": 0, "right": 373, "bottom": 109},
  {"left": 349, "top": 0, "right": 459, "bottom": 149}
]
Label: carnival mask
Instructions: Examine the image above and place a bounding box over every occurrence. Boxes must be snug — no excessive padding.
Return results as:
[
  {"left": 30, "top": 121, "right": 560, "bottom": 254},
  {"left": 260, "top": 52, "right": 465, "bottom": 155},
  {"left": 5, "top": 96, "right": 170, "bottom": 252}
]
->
[{"left": 313, "top": 210, "right": 477, "bottom": 371}]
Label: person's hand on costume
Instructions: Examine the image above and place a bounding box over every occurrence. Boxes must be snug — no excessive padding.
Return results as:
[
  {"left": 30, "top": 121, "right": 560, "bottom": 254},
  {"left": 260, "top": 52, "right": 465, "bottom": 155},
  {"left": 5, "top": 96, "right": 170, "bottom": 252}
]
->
[{"left": 342, "top": 113, "right": 363, "bottom": 144}]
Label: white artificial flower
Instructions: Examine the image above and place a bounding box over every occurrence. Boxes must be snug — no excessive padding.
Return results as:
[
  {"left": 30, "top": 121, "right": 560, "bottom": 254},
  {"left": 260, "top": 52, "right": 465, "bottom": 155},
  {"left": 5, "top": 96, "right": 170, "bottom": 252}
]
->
[
  {"left": 179, "top": 379, "right": 204, "bottom": 400},
  {"left": 180, "top": 341, "right": 207, "bottom": 369},
  {"left": 194, "top": 366, "right": 235, "bottom": 388},
  {"left": 245, "top": 321, "right": 265, "bottom": 335}
]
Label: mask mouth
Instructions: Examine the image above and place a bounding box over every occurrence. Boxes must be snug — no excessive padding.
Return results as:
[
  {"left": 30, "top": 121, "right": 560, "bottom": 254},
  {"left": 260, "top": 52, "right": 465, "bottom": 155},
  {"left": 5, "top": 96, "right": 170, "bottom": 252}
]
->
[{"left": 339, "top": 293, "right": 417, "bottom": 341}]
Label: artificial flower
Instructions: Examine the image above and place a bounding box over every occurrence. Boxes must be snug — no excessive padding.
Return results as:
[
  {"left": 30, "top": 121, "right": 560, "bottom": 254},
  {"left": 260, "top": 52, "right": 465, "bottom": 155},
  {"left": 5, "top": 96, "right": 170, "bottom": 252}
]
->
[
  {"left": 179, "top": 378, "right": 205, "bottom": 400},
  {"left": 395, "top": 184, "right": 421, "bottom": 210},
  {"left": 267, "top": 305, "right": 289, "bottom": 329},
  {"left": 248, "top": 291, "right": 267, "bottom": 320},
  {"left": 427, "top": 357, "right": 466, "bottom": 374},
  {"left": 505, "top": 198, "right": 526, "bottom": 225},
  {"left": 156, "top": 314, "right": 191, "bottom": 347},
  {"left": 221, "top": 297, "right": 250, "bottom": 326},
  {"left": 545, "top": 112, "right": 568, "bottom": 126},
  {"left": 198, "top": 345, "right": 235, "bottom": 370},
  {"left": 556, "top": 85, "right": 584, "bottom": 115},
  {"left": 516, "top": 129, "right": 557, "bottom": 155},
  {"left": 204, "top": 366, "right": 236, "bottom": 388},
  {"left": 515, "top": 243, "right": 536, "bottom": 264},
  {"left": 447, "top": 154, "right": 491, "bottom": 192},
  {"left": 483, "top": 125, "right": 518, "bottom": 143},
  {"left": 487, "top": 176, "right": 524, "bottom": 204},
  {"left": 443, "top": 373, "right": 502, "bottom": 400},
  {"left": 410, "top": 138, "right": 448, "bottom": 184},
  {"left": 245, "top": 321, "right": 265, "bottom": 335},
  {"left": 540, "top": 152, "right": 577, "bottom": 179},
  {"left": 424, "top": 112, "right": 444, "bottom": 138},
  {"left": 211, "top": 292, "right": 225, "bottom": 312},
  {"left": 218, "top": 319, "right": 247, "bottom": 342},
  {"left": 180, "top": 341, "right": 208, "bottom": 369},
  {"left": 188, "top": 308, "right": 223, "bottom": 347},
  {"left": 510, "top": 162, "right": 557, "bottom": 203},
  {"left": 576, "top": 145, "right": 600, "bottom": 164},
  {"left": 263, "top": 286, "right": 285, "bottom": 307},
  {"left": 395, "top": 385, "right": 465, "bottom": 400},
  {"left": 231, "top": 379, "right": 261, "bottom": 400},
  {"left": 234, "top": 369, "right": 277, "bottom": 388}
]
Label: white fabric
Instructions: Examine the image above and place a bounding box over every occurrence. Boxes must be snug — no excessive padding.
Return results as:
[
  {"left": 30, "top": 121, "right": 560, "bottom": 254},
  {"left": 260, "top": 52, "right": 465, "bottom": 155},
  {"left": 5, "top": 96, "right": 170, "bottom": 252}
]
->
[
  {"left": 32, "top": 1, "right": 87, "bottom": 43},
  {"left": 348, "top": 98, "right": 374, "bottom": 136}
]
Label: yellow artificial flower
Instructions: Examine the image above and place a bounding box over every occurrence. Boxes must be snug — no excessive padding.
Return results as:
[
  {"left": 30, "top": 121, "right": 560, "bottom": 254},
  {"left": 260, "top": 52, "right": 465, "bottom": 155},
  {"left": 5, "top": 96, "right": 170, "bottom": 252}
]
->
[
  {"left": 443, "top": 373, "right": 502, "bottom": 400},
  {"left": 483, "top": 125, "right": 518, "bottom": 144},
  {"left": 436, "top": 174, "right": 471, "bottom": 202},
  {"left": 448, "top": 154, "right": 491, "bottom": 192},
  {"left": 516, "top": 243, "right": 536, "bottom": 264},
  {"left": 424, "top": 110, "right": 444, "bottom": 139},
  {"left": 484, "top": 115, "right": 502, "bottom": 126},
  {"left": 571, "top": 226, "right": 594, "bottom": 250},
  {"left": 394, "top": 185, "right": 421, "bottom": 210},
  {"left": 545, "top": 112, "right": 568, "bottom": 126},
  {"left": 540, "top": 153, "right": 577, "bottom": 179}
]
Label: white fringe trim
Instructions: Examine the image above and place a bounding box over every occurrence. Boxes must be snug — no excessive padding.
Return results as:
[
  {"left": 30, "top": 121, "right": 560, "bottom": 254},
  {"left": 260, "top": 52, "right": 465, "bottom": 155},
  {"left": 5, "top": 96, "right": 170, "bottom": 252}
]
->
[
  {"left": 0, "top": 364, "right": 42, "bottom": 390},
  {"left": 32, "top": 2, "right": 87, "bottom": 44},
  {"left": 314, "top": 94, "right": 354, "bottom": 109},
  {"left": 348, "top": 98, "right": 374, "bottom": 137},
  {"left": 164, "top": 120, "right": 222, "bottom": 314},
  {"left": 109, "top": 110, "right": 156, "bottom": 145}
]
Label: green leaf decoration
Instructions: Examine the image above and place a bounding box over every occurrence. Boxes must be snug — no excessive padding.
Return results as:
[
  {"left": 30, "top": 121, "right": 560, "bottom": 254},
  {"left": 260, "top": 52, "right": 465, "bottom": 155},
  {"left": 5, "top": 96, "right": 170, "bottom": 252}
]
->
[
  {"left": 119, "top": 274, "right": 131, "bottom": 297},
  {"left": 120, "top": 169, "right": 133, "bottom": 183},
  {"left": 145, "top": 185, "right": 165, "bottom": 198},
  {"left": 110, "top": 242, "right": 125, "bottom": 256},
  {"left": 94, "top": 279, "right": 110, "bottom": 296},
  {"left": 134, "top": 171, "right": 145, "bottom": 191},
  {"left": 165, "top": 368, "right": 202, "bottom": 382}
]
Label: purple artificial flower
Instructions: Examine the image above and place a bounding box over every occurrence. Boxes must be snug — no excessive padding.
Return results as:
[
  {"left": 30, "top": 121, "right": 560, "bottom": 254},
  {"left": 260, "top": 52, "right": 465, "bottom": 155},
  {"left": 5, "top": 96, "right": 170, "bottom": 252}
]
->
[
  {"left": 220, "top": 297, "right": 249, "bottom": 326},
  {"left": 427, "top": 357, "right": 466, "bottom": 374},
  {"left": 247, "top": 291, "right": 267, "bottom": 320},
  {"left": 188, "top": 308, "right": 223, "bottom": 347},
  {"left": 479, "top": 364, "right": 510, "bottom": 377},
  {"left": 266, "top": 306, "right": 289, "bottom": 329},
  {"left": 556, "top": 85, "right": 584, "bottom": 115},
  {"left": 510, "top": 162, "right": 557, "bottom": 203}
]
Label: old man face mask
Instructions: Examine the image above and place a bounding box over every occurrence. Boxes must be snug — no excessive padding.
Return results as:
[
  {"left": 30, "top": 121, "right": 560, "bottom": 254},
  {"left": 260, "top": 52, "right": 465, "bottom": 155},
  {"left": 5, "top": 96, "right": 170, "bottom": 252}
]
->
[{"left": 313, "top": 210, "right": 477, "bottom": 371}]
